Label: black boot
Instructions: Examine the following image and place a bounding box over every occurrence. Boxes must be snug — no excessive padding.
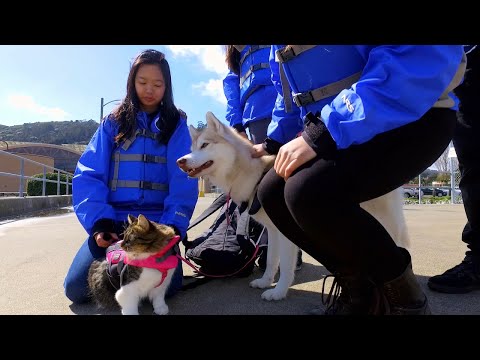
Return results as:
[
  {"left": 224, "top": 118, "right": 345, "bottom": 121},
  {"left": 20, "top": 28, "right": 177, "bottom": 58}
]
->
[
  {"left": 382, "top": 260, "right": 431, "bottom": 315},
  {"left": 427, "top": 253, "right": 480, "bottom": 294},
  {"left": 311, "top": 273, "right": 383, "bottom": 315}
]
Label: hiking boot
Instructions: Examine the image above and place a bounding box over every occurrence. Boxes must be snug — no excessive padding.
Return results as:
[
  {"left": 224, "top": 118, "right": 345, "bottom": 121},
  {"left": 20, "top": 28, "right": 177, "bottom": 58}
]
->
[
  {"left": 382, "top": 249, "right": 431, "bottom": 315},
  {"left": 296, "top": 250, "right": 303, "bottom": 271},
  {"left": 427, "top": 254, "right": 480, "bottom": 294},
  {"left": 311, "top": 273, "right": 382, "bottom": 315}
]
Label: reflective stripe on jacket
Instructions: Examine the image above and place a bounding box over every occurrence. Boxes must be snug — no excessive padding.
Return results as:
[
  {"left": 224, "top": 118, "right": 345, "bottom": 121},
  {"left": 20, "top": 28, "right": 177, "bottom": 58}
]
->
[{"left": 72, "top": 112, "right": 198, "bottom": 238}]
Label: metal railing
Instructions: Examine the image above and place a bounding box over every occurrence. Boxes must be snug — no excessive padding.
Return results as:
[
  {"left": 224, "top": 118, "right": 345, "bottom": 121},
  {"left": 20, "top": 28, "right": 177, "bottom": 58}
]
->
[{"left": 0, "top": 149, "right": 73, "bottom": 197}]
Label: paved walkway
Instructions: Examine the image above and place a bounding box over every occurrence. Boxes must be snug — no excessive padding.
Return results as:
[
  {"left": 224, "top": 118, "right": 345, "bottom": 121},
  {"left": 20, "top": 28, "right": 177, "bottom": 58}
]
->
[{"left": 0, "top": 197, "right": 478, "bottom": 315}]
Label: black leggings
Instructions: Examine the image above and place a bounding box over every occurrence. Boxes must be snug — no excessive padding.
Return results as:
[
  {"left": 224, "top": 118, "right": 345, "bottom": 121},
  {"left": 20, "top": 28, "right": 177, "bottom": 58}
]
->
[
  {"left": 454, "top": 47, "right": 480, "bottom": 255},
  {"left": 258, "top": 108, "right": 456, "bottom": 283}
]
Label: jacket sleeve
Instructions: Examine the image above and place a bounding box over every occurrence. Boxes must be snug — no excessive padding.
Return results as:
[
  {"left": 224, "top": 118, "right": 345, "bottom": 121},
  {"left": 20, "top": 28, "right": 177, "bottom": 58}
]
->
[
  {"left": 160, "top": 118, "right": 199, "bottom": 239},
  {"left": 266, "top": 46, "right": 304, "bottom": 144},
  {"left": 72, "top": 117, "right": 118, "bottom": 235},
  {"left": 223, "top": 70, "right": 244, "bottom": 131},
  {"left": 319, "top": 45, "right": 465, "bottom": 149}
]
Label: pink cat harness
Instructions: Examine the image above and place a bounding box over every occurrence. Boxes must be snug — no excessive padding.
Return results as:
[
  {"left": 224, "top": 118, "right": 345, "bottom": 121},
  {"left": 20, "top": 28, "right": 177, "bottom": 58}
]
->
[{"left": 106, "top": 235, "right": 181, "bottom": 288}]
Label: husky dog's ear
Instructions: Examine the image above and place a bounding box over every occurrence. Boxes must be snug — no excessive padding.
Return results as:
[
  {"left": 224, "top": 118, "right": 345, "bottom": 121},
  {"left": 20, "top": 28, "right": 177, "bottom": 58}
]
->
[
  {"left": 128, "top": 214, "right": 137, "bottom": 225},
  {"left": 189, "top": 124, "right": 200, "bottom": 141},
  {"left": 137, "top": 214, "right": 150, "bottom": 231},
  {"left": 206, "top": 111, "right": 224, "bottom": 134}
]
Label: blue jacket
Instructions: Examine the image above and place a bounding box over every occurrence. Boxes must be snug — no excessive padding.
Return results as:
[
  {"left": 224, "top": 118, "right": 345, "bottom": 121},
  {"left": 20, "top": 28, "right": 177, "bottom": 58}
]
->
[
  {"left": 72, "top": 111, "right": 198, "bottom": 239},
  {"left": 268, "top": 45, "right": 466, "bottom": 149},
  {"left": 223, "top": 45, "right": 278, "bottom": 129}
]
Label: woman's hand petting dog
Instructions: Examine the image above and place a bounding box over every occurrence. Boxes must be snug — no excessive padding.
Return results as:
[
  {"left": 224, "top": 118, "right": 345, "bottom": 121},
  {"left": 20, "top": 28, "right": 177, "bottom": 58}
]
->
[
  {"left": 251, "top": 144, "right": 267, "bottom": 158},
  {"left": 275, "top": 136, "right": 316, "bottom": 180}
]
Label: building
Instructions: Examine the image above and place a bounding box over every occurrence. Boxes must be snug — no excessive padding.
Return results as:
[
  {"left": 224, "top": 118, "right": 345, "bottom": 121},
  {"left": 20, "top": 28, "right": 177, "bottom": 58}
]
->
[
  {"left": 0, "top": 141, "right": 85, "bottom": 194},
  {"left": 1, "top": 141, "right": 215, "bottom": 195}
]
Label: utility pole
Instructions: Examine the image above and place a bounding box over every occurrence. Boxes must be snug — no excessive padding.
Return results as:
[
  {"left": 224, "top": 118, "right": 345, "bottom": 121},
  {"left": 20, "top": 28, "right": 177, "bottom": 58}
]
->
[{"left": 100, "top": 97, "right": 121, "bottom": 121}]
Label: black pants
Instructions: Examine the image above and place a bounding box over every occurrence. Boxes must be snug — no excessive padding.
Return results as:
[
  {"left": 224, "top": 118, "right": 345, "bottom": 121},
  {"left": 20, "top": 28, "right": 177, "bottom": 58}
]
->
[
  {"left": 454, "top": 47, "right": 480, "bottom": 256},
  {"left": 258, "top": 108, "right": 456, "bottom": 283},
  {"left": 246, "top": 118, "right": 271, "bottom": 145}
]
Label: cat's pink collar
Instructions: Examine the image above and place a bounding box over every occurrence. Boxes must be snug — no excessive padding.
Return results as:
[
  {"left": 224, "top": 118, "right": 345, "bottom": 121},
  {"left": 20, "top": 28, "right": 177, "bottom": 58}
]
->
[{"left": 124, "top": 235, "right": 181, "bottom": 287}]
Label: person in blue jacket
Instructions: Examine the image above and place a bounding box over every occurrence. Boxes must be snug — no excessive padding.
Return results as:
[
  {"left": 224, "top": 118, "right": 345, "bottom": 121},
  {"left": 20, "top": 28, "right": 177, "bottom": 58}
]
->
[
  {"left": 253, "top": 45, "right": 466, "bottom": 315},
  {"left": 64, "top": 49, "right": 199, "bottom": 304},
  {"left": 428, "top": 45, "right": 480, "bottom": 294},
  {"left": 223, "top": 44, "right": 303, "bottom": 271},
  {"left": 223, "top": 45, "right": 279, "bottom": 143}
]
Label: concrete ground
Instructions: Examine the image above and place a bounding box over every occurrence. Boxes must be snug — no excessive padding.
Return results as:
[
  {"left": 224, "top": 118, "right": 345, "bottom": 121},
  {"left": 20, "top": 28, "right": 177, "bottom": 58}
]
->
[{"left": 0, "top": 196, "right": 478, "bottom": 315}]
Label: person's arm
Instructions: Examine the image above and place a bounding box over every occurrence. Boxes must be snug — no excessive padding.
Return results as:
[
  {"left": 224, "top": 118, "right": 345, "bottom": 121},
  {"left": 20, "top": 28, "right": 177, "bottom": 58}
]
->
[
  {"left": 306, "top": 45, "right": 465, "bottom": 153},
  {"left": 223, "top": 70, "right": 245, "bottom": 134},
  {"left": 72, "top": 116, "right": 118, "bottom": 236},
  {"left": 160, "top": 118, "right": 199, "bottom": 239},
  {"left": 264, "top": 46, "right": 303, "bottom": 151}
]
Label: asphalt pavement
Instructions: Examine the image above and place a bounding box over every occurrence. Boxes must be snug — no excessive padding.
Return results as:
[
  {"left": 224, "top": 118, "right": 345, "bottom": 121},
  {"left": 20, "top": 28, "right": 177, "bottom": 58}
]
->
[{"left": 0, "top": 196, "right": 478, "bottom": 315}]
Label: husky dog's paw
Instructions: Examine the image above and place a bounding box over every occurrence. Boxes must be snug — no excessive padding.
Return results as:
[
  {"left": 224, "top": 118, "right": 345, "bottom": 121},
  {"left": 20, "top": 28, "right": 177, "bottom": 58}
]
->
[
  {"left": 153, "top": 303, "right": 169, "bottom": 315},
  {"left": 261, "top": 287, "right": 288, "bottom": 301},
  {"left": 250, "top": 277, "right": 273, "bottom": 289}
]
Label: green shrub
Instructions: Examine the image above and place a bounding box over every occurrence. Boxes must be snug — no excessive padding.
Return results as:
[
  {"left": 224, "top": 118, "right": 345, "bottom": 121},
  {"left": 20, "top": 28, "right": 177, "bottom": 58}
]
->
[
  {"left": 27, "top": 172, "right": 72, "bottom": 196},
  {"left": 404, "top": 196, "right": 453, "bottom": 205}
]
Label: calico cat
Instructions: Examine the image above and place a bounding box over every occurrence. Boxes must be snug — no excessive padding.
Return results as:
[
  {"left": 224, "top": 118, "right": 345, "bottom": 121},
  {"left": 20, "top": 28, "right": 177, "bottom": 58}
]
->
[{"left": 87, "top": 214, "right": 179, "bottom": 315}]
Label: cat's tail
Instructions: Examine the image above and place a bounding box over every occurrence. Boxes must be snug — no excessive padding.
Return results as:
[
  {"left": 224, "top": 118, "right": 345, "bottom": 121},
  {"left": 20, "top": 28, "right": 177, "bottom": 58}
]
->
[{"left": 87, "top": 260, "right": 120, "bottom": 310}]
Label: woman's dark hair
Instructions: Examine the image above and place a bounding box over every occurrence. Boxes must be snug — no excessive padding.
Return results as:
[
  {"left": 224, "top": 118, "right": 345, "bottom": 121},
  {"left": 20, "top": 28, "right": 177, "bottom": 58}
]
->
[
  {"left": 112, "top": 49, "right": 181, "bottom": 144},
  {"left": 225, "top": 45, "right": 241, "bottom": 75}
]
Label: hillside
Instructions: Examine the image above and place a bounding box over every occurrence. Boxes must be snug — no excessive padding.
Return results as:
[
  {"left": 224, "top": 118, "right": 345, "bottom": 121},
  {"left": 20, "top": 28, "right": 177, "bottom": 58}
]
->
[{"left": 0, "top": 120, "right": 99, "bottom": 145}]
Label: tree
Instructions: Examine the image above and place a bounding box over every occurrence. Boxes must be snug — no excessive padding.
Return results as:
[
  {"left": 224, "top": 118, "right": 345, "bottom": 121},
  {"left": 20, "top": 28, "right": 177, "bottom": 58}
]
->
[
  {"left": 434, "top": 146, "right": 450, "bottom": 172},
  {"left": 197, "top": 120, "right": 206, "bottom": 130},
  {"left": 436, "top": 172, "right": 450, "bottom": 185}
]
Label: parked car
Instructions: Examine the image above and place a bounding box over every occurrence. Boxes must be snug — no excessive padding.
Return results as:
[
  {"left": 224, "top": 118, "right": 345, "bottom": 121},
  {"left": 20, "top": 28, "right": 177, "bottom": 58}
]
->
[
  {"left": 403, "top": 188, "right": 418, "bottom": 198},
  {"left": 420, "top": 187, "right": 448, "bottom": 197}
]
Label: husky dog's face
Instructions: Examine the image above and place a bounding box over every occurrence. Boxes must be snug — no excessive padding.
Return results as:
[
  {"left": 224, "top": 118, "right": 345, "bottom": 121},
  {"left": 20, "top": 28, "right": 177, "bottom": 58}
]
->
[{"left": 177, "top": 112, "right": 237, "bottom": 179}]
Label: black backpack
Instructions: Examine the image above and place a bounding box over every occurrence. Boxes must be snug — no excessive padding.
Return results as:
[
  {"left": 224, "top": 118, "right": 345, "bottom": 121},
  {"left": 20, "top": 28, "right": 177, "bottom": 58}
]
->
[{"left": 182, "top": 193, "right": 266, "bottom": 288}]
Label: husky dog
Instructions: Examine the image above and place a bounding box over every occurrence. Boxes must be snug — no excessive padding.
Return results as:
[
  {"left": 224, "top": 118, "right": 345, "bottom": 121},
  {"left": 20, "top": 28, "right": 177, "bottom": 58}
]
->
[{"left": 177, "top": 112, "right": 409, "bottom": 301}]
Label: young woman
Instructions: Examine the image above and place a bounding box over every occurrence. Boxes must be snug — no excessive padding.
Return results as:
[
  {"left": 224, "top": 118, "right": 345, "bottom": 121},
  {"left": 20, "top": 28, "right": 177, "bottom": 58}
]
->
[
  {"left": 428, "top": 45, "right": 480, "bottom": 294},
  {"left": 253, "top": 45, "right": 466, "bottom": 315},
  {"left": 64, "top": 49, "right": 198, "bottom": 304},
  {"left": 223, "top": 45, "right": 303, "bottom": 271}
]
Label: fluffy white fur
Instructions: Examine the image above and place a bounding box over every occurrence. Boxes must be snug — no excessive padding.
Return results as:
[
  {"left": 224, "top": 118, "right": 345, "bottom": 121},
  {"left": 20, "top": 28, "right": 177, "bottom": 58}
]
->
[
  {"left": 177, "top": 112, "right": 409, "bottom": 301},
  {"left": 115, "top": 266, "right": 174, "bottom": 315}
]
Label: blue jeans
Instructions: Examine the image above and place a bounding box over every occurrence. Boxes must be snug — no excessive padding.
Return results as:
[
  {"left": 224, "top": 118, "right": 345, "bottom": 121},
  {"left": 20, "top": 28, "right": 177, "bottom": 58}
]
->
[{"left": 64, "top": 233, "right": 184, "bottom": 304}]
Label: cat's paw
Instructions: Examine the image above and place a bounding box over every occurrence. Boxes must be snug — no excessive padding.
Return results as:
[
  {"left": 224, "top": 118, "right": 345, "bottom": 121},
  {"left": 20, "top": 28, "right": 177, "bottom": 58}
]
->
[
  {"left": 121, "top": 309, "right": 140, "bottom": 315},
  {"left": 249, "top": 277, "right": 273, "bottom": 289},
  {"left": 261, "top": 287, "right": 287, "bottom": 301},
  {"left": 153, "top": 304, "right": 169, "bottom": 315}
]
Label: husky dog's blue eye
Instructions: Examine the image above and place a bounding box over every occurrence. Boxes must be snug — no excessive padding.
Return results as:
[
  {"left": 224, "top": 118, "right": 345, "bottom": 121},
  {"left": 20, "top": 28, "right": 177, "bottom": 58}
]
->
[{"left": 200, "top": 143, "right": 209, "bottom": 149}]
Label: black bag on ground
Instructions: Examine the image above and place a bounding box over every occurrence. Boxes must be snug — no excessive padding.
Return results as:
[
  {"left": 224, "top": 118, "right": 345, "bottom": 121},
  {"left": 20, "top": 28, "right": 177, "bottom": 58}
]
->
[{"left": 183, "top": 193, "right": 265, "bottom": 280}]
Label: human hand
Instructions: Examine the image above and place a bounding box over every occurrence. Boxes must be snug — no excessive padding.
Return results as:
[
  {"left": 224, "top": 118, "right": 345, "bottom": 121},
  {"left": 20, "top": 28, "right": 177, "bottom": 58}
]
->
[
  {"left": 94, "top": 232, "right": 119, "bottom": 248},
  {"left": 251, "top": 144, "right": 268, "bottom": 158},
  {"left": 274, "top": 136, "right": 316, "bottom": 180}
]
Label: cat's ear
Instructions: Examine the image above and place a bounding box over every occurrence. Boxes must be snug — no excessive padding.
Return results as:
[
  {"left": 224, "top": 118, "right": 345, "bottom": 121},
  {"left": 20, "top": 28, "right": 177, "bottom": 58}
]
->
[
  {"left": 137, "top": 214, "right": 150, "bottom": 230},
  {"left": 128, "top": 214, "right": 137, "bottom": 225}
]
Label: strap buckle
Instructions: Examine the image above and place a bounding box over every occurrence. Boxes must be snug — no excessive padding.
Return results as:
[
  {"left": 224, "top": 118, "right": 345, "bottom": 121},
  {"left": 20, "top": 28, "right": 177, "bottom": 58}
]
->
[{"left": 293, "top": 91, "right": 315, "bottom": 107}]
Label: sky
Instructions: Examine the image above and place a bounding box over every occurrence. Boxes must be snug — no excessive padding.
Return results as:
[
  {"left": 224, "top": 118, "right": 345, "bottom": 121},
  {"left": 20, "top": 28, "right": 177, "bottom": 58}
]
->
[{"left": 0, "top": 45, "right": 229, "bottom": 128}]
